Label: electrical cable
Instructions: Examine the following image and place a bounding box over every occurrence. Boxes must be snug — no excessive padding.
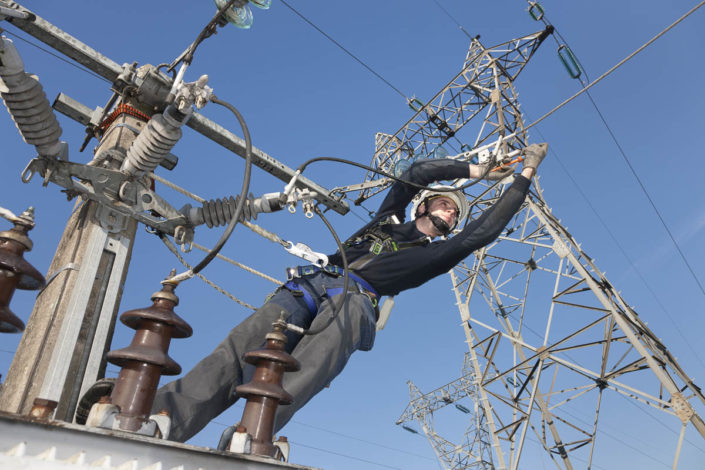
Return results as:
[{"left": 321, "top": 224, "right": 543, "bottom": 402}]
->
[
  {"left": 189, "top": 95, "right": 253, "bottom": 276},
  {"left": 526, "top": 1, "right": 705, "bottom": 299},
  {"left": 167, "top": 0, "right": 240, "bottom": 72},
  {"left": 524, "top": 0, "right": 705, "bottom": 131},
  {"left": 299, "top": 205, "right": 350, "bottom": 336},
  {"left": 279, "top": 0, "right": 409, "bottom": 101},
  {"left": 288, "top": 420, "right": 437, "bottom": 461},
  {"left": 287, "top": 440, "right": 406, "bottom": 470},
  {"left": 619, "top": 392, "right": 705, "bottom": 455},
  {"left": 191, "top": 241, "right": 282, "bottom": 285},
  {"left": 531, "top": 125, "right": 705, "bottom": 371},
  {"left": 159, "top": 232, "right": 257, "bottom": 310},
  {"left": 517, "top": 0, "right": 705, "bottom": 363},
  {"left": 213, "top": 413, "right": 438, "bottom": 462},
  {"left": 582, "top": 88, "right": 705, "bottom": 298},
  {"left": 561, "top": 399, "right": 705, "bottom": 459},
  {"left": 429, "top": 0, "right": 474, "bottom": 40},
  {"left": 277, "top": 0, "right": 483, "bottom": 170},
  {"left": 296, "top": 156, "right": 494, "bottom": 195}
]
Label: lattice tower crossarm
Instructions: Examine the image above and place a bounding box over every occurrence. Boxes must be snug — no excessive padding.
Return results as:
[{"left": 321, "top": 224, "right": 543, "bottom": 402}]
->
[
  {"left": 397, "top": 354, "right": 494, "bottom": 470},
  {"left": 357, "top": 27, "right": 552, "bottom": 202},
  {"left": 449, "top": 182, "right": 705, "bottom": 469}
]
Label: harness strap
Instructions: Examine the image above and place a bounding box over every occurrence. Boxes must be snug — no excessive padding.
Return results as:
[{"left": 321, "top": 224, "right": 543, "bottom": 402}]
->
[
  {"left": 283, "top": 280, "right": 318, "bottom": 315},
  {"left": 286, "top": 265, "right": 379, "bottom": 298}
]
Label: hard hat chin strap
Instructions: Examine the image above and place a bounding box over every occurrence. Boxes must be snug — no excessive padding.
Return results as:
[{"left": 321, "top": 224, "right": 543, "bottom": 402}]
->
[
  {"left": 417, "top": 197, "right": 453, "bottom": 236},
  {"left": 428, "top": 214, "right": 452, "bottom": 236}
]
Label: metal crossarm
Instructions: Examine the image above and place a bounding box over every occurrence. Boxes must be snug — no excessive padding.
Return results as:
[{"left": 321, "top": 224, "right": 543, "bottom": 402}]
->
[
  {"left": 7, "top": 2, "right": 348, "bottom": 214},
  {"left": 357, "top": 27, "right": 552, "bottom": 202}
]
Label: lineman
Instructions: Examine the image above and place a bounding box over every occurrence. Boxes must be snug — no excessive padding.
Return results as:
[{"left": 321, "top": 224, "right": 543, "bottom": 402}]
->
[{"left": 148, "top": 142, "right": 549, "bottom": 442}]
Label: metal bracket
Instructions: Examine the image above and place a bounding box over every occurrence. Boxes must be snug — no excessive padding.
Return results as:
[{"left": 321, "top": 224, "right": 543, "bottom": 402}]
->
[
  {"left": 21, "top": 157, "right": 194, "bottom": 247},
  {"left": 95, "top": 203, "right": 127, "bottom": 233},
  {"left": 330, "top": 177, "right": 391, "bottom": 195},
  {"left": 670, "top": 392, "right": 695, "bottom": 424}
]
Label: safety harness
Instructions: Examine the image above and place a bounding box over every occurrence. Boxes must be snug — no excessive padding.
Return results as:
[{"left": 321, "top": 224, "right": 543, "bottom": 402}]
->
[
  {"left": 282, "top": 220, "right": 430, "bottom": 317},
  {"left": 284, "top": 264, "right": 379, "bottom": 315},
  {"left": 343, "top": 221, "right": 431, "bottom": 271}
]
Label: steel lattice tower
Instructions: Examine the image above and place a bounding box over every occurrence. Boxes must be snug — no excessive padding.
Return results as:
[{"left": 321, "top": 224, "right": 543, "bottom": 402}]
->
[
  {"left": 350, "top": 27, "right": 705, "bottom": 470},
  {"left": 449, "top": 181, "right": 705, "bottom": 469},
  {"left": 353, "top": 27, "right": 552, "bottom": 202},
  {"left": 396, "top": 353, "right": 494, "bottom": 469}
]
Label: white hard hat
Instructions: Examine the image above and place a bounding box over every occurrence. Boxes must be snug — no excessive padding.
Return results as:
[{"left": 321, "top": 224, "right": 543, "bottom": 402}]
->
[{"left": 410, "top": 185, "right": 469, "bottom": 229}]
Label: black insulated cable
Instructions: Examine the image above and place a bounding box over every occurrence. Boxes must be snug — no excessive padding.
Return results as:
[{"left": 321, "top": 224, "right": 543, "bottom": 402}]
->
[
  {"left": 294, "top": 153, "right": 505, "bottom": 336},
  {"left": 190, "top": 95, "right": 252, "bottom": 275},
  {"left": 299, "top": 205, "right": 350, "bottom": 336},
  {"left": 168, "top": 0, "right": 240, "bottom": 72},
  {"left": 295, "top": 155, "right": 495, "bottom": 198}
]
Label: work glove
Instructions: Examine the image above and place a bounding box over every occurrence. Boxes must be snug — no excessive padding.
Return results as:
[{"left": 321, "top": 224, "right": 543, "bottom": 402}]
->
[
  {"left": 481, "top": 164, "right": 514, "bottom": 181},
  {"left": 522, "top": 143, "right": 549, "bottom": 170}
]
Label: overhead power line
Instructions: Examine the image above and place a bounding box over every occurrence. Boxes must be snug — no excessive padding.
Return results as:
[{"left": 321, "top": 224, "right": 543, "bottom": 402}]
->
[
  {"left": 289, "top": 419, "right": 437, "bottom": 461},
  {"left": 279, "top": 0, "right": 409, "bottom": 101},
  {"left": 212, "top": 418, "right": 425, "bottom": 469},
  {"left": 581, "top": 87, "right": 705, "bottom": 298},
  {"left": 536, "top": 127, "right": 705, "bottom": 371},
  {"left": 289, "top": 440, "right": 407, "bottom": 470},
  {"left": 429, "top": 0, "right": 474, "bottom": 39},
  {"left": 523, "top": 0, "right": 705, "bottom": 298},
  {"left": 525, "top": 0, "right": 705, "bottom": 131},
  {"left": 512, "top": 0, "right": 705, "bottom": 363}
]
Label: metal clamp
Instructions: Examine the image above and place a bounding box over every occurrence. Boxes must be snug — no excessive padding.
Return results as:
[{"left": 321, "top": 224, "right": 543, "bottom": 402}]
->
[
  {"left": 284, "top": 241, "right": 328, "bottom": 267},
  {"left": 285, "top": 188, "right": 318, "bottom": 218},
  {"left": 21, "top": 156, "right": 194, "bottom": 248}
]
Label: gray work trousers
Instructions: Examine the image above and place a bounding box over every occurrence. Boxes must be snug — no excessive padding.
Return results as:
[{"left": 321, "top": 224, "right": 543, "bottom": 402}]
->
[{"left": 152, "top": 271, "right": 378, "bottom": 443}]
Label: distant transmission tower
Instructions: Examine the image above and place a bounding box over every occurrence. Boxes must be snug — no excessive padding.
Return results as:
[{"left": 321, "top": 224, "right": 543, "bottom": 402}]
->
[
  {"left": 350, "top": 26, "right": 705, "bottom": 470},
  {"left": 396, "top": 353, "right": 494, "bottom": 469}
]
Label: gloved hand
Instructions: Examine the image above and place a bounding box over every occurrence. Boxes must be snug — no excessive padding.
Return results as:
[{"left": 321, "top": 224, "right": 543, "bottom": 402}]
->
[
  {"left": 522, "top": 143, "right": 549, "bottom": 170},
  {"left": 482, "top": 164, "right": 513, "bottom": 181}
]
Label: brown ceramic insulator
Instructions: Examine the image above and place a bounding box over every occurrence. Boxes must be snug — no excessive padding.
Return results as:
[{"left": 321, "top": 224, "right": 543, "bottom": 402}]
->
[
  {"left": 0, "top": 209, "right": 45, "bottom": 333},
  {"left": 105, "top": 277, "right": 192, "bottom": 432},
  {"left": 0, "top": 269, "right": 24, "bottom": 333},
  {"left": 236, "top": 316, "right": 300, "bottom": 458}
]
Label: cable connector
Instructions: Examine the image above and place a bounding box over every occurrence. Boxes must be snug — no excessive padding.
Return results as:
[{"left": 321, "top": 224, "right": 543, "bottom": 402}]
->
[
  {"left": 283, "top": 170, "right": 301, "bottom": 197},
  {"left": 175, "top": 74, "right": 212, "bottom": 111}
]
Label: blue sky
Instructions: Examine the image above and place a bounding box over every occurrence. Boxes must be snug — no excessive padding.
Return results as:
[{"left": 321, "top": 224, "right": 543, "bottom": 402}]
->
[{"left": 1, "top": 1, "right": 704, "bottom": 469}]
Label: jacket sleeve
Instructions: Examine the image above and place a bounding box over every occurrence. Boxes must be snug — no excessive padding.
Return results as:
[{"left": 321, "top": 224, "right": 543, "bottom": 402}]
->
[
  {"left": 423, "top": 175, "right": 531, "bottom": 274},
  {"left": 375, "top": 159, "right": 471, "bottom": 222}
]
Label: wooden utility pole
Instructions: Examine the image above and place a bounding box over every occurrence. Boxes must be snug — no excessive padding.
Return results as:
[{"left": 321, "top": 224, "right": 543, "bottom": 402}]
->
[
  {"left": 0, "top": 113, "right": 142, "bottom": 421},
  {"left": 0, "top": 1, "right": 347, "bottom": 423}
]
